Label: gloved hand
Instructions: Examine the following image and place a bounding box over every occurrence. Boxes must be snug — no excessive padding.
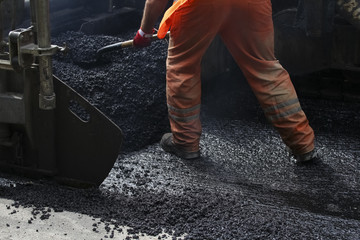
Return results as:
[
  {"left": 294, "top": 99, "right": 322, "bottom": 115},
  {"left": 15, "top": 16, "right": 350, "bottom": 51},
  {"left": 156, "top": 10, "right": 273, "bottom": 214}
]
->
[{"left": 133, "top": 28, "right": 154, "bottom": 48}]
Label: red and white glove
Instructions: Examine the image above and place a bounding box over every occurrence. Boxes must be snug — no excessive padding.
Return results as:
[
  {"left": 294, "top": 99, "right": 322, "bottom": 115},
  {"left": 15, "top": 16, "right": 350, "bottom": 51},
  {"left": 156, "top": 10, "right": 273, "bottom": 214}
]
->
[{"left": 133, "top": 28, "right": 154, "bottom": 48}]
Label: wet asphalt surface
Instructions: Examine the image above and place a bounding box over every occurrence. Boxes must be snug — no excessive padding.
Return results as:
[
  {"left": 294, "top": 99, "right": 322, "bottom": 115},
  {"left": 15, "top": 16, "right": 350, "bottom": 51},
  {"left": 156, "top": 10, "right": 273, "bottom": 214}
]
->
[{"left": 1, "top": 30, "right": 360, "bottom": 239}]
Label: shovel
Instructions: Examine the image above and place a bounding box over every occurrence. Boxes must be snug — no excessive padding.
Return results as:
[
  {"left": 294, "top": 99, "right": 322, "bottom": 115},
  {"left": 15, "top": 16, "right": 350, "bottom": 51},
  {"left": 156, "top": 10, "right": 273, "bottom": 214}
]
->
[{"left": 96, "top": 31, "right": 170, "bottom": 56}]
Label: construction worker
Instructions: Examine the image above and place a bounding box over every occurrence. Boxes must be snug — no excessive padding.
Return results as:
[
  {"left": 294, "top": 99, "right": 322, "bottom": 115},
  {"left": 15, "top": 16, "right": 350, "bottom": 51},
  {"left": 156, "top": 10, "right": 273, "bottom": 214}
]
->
[{"left": 133, "top": 0, "right": 317, "bottom": 163}]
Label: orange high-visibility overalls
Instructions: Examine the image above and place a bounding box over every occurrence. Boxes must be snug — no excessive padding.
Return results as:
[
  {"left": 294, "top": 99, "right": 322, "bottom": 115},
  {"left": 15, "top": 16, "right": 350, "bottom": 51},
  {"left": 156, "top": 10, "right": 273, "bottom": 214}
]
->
[{"left": 157, "top": 0, "right": 315, "bottom": 155}]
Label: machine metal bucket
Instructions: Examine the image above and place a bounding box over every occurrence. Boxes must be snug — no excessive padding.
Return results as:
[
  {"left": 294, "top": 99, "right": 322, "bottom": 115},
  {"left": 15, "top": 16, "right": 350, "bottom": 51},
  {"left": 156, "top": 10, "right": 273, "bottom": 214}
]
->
[
  {"left": 0, "top": 0, "right": 126, "bottom": 187},
  {"left": 53, "top": 75, "right": 122, "bottom": 187},
  {"left": 0, "top": 68, "right": 122, "bottom": 187}
]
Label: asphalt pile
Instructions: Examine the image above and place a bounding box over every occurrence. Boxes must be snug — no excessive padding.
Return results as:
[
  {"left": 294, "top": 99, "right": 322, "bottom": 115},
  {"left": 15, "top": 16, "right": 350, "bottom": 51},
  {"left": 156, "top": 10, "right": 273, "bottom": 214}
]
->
[
  {"left": 52, "top": 30, "right": 170, "bottom": 152},
  {"left": 0, "top": 29, "right": 360, "bottom": 239}
]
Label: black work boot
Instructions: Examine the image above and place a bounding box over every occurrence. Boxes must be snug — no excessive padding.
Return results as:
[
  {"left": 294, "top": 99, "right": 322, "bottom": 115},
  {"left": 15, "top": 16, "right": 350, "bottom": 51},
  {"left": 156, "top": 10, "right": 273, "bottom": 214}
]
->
[
  {"left": 160, "top": 133, "right": 200, "bottom": 160},
  {"left": 287, "top": 147, "right": 319, "bottom": 163}
]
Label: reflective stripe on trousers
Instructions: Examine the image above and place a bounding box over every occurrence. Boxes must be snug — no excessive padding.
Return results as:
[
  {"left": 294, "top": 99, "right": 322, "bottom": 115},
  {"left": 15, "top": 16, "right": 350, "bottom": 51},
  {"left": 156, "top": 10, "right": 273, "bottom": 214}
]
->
[{"left": 165, "top": 0, "right": 315, "bottom": 154}]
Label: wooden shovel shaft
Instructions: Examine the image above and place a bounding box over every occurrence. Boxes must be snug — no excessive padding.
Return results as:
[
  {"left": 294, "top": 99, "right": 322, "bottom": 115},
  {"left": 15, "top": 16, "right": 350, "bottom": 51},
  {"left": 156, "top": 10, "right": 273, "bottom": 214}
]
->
[{"left": 97, "top": 31, "right": 170, "bottom": 55}]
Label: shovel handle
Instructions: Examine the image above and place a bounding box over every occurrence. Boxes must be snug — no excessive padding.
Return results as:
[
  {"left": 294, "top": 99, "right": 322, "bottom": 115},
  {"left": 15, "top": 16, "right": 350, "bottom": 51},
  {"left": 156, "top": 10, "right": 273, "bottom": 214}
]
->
[{"left": 97, "top": 31, "right": 170, "bottom": 55}]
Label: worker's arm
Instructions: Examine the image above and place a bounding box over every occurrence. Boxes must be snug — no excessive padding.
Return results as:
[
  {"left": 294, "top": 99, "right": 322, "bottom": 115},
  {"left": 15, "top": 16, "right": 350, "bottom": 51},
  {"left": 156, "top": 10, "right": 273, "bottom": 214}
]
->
[
  {"left": 141, "top": 0, "right": 169, "bottom": 33},
  {"left": 133, "top": 0, "right": 169, "bottom": 48}
]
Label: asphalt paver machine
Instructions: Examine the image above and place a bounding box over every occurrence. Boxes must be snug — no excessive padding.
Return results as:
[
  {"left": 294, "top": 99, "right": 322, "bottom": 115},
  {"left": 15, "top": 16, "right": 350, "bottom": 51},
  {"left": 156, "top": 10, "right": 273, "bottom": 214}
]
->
[
  {"left": 0, "top": 0, "right": 123, "bottom": 187},
  {"left": 273, "top": 0, "right": 360, "bottom": 75}
]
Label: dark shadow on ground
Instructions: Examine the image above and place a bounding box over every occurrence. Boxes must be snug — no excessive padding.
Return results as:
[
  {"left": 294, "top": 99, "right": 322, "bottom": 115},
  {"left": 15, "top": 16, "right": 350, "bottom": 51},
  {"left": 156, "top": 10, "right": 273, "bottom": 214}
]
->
[{"left": 182, "top": 156, "right": 360, "bottom": 221}]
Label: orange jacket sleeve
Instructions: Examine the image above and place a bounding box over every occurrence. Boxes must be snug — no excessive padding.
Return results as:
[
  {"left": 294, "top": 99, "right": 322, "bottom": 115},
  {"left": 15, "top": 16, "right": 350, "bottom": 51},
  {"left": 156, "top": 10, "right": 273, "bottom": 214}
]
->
[{"left": 157, "top": 0, "right": 190, "bottom": 39}]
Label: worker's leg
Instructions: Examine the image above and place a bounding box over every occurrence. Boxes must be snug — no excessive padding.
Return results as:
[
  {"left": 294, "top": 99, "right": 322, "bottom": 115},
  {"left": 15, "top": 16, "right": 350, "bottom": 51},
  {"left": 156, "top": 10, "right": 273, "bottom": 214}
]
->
[
  {"left": 220, "top": 0, "right": 314, "bottom": 155},
  {"left": 165, "top": 0, "right": 226, "bottom": 152}
]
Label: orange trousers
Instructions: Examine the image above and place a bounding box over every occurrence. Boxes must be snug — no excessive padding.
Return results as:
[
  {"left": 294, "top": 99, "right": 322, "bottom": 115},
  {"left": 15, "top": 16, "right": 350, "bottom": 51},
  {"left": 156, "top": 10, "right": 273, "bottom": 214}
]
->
[{"left": 161, "top": 0, "right": 315, "bottom": 155}]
